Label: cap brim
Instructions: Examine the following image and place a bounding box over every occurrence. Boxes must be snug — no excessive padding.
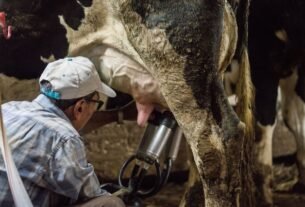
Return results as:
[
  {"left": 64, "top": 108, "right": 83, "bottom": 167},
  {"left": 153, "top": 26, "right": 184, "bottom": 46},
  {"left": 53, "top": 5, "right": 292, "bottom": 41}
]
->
[{"left": 97, "top": 82, "right": 116, "bottom": 98}]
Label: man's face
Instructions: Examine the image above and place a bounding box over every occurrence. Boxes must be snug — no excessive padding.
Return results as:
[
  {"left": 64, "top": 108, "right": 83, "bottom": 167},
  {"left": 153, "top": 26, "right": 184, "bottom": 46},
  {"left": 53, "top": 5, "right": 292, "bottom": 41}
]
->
[
  {"left": 72, "top": 93, "right": 101, "bottom": 131},
  {"left": 82, "top": 93, "right": 100, "bottom": 128}
]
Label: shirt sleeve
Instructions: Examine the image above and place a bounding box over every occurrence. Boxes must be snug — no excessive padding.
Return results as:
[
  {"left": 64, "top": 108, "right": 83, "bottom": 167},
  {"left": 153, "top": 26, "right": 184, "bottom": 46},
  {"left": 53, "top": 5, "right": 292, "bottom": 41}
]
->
[{"left": 44, "top": 137, "right": 109, "bottom": 201}]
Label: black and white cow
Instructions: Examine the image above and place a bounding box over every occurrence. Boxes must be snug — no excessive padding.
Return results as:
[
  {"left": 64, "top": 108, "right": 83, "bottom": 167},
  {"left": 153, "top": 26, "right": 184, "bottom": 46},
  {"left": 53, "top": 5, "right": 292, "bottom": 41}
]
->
[
  {"left": 225, "top": 0, "right": 305, "bottom": 206},
  {"left": 0, "top": 1, "right": 254, "bottom": 206}
]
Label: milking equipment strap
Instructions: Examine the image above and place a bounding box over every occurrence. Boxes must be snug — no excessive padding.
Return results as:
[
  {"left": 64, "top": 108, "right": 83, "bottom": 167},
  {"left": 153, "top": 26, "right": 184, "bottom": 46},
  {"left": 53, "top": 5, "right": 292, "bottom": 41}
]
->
[{"left": 0, "top": 94, "right": 33, "bottom": 207}]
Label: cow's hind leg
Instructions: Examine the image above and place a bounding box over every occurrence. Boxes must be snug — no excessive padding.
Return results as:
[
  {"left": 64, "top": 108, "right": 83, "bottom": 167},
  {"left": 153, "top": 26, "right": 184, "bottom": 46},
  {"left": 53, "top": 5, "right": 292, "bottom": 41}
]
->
[
  {"left": 280, "top": 69, "right": 305, "bottom": 191},
  {"left": 252, "top": 69, "right": 279, "bottom": 207},
  {"left": 255, "top": 122, "right": 276, "bottom": 206},
  {"left": 180, "top": 147, "right": 204, "bottom": 207}
]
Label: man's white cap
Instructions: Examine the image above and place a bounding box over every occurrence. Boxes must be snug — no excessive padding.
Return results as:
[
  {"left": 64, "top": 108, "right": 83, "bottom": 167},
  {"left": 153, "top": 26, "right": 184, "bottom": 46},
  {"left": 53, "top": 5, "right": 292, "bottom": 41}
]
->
[{"left": 39, "top": 56, "right": 116, "bottom": 100}]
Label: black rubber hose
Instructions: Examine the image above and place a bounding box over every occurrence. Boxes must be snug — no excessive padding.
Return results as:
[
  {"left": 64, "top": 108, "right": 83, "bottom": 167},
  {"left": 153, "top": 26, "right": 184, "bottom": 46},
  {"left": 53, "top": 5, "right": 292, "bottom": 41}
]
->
[
  {"left": 159, "top": 158, "right": 173, "bottom": 189},
  {"left": 118, "top": 156, "right": 164, "bottom": 198},
  {"left": 118, "top": 155, "right": 137, "bottom": 188},
  {"left": 138, "top": 160, "right": 162, "bottom": 198},
  {"left": 129, "top": 168, "right": 148, "bottom": 195}
]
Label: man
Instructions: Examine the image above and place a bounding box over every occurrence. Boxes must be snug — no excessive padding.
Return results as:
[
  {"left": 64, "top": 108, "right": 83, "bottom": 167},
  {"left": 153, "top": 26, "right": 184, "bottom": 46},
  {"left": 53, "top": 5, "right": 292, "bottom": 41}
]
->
[{"left": 0, "top": 56, "right": 125, "bottom": 207}]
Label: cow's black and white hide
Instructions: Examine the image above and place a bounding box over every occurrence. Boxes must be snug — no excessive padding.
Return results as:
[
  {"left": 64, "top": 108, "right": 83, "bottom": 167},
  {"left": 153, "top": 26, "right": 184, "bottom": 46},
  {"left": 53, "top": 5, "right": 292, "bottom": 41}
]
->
[
  {"left": 0, "top": 1, "right": 254, "bottom": 206},
  {"left": 0, "top": 0, "right": 94, "bottom": 78},
  {"left": 225, "top": 0, "right": 305, "bottom": 206}
]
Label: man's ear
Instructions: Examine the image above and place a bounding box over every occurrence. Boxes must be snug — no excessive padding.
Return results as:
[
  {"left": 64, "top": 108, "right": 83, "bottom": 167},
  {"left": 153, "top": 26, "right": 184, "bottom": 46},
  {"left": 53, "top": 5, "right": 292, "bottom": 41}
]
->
[{"left": 73, "top": 99, "right": 85, "bottom": 120}]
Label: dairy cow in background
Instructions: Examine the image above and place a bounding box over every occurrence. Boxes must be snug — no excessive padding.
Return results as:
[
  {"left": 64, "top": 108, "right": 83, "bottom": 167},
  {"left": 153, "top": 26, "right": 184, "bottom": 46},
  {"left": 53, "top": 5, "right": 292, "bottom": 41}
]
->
[
  {"left": 225, "top": 0, "right": 305, "bottom": 206},
  {"left": 251, "top": 1, "right": 305, "bottom": 206},
  {"left": 0, "top": 0, "right": 254, "bottom": 206}
]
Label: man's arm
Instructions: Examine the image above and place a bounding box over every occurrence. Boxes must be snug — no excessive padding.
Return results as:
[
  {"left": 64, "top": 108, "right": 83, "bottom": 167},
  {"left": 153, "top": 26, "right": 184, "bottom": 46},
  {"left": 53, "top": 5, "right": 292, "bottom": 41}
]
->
[{"left": 43, "top": 137, "right": 108, "bottom": 202}]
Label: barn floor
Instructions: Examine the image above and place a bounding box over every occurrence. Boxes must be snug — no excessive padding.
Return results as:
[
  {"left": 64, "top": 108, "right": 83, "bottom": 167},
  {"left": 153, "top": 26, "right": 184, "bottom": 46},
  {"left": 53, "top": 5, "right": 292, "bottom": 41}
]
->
[
  {"left": 140, "top": 163, "right": 305, "bottom": 207},
  {"left": 142, "top": 181, "right": 305, "bottom": 207}
]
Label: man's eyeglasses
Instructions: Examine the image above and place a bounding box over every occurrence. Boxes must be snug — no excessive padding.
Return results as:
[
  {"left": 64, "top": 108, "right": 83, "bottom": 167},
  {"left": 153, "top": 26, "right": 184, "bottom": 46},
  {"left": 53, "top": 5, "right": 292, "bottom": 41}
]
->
[{"left": 85, "top": 99, "right": 104, "bottom": 110}]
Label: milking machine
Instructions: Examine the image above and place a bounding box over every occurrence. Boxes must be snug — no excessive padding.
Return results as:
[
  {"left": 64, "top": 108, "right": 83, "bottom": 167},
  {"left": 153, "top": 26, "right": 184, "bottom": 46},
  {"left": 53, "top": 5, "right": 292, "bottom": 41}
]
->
[{"left": 101, "top": 111, "right": 183, "bottom": 206}]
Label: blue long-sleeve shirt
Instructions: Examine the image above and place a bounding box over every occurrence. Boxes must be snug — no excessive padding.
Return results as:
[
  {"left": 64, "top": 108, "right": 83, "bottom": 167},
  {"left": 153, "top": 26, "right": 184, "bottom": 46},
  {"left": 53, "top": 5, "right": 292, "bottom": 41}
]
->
[{"left": 0, "top": 94, "right": 107, "bottom": 207}]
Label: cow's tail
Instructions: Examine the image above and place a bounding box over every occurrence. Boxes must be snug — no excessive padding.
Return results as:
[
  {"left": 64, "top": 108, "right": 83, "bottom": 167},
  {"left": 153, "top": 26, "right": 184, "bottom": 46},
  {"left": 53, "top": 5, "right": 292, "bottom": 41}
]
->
[
  {"left": 235, "top": 48, "right": 254, "bottom": 140},
  {"left": 232, "top": 0, "right": 254, "bottom": 140},
  {"left": 230, "top": 0, "right": 255, "bottom": 206},
  {"left": 235, "top": 47, "right": 256, "bottom": 207}
]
